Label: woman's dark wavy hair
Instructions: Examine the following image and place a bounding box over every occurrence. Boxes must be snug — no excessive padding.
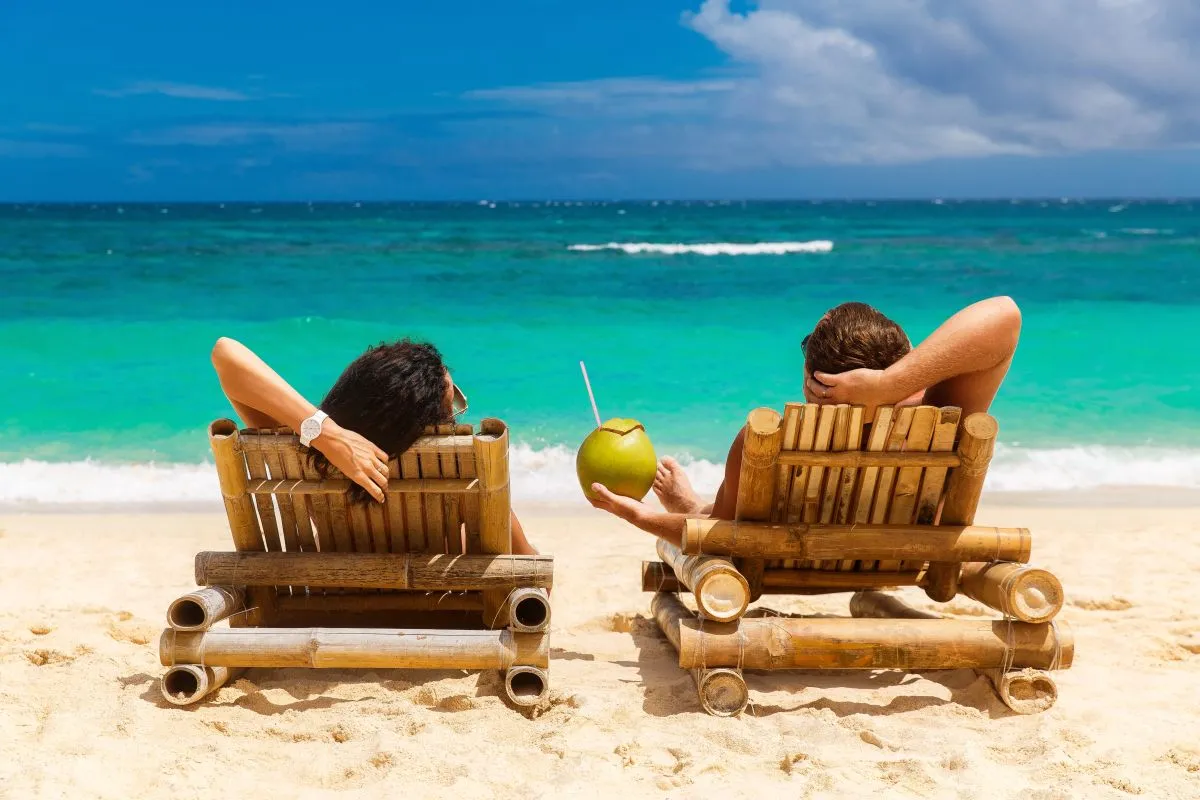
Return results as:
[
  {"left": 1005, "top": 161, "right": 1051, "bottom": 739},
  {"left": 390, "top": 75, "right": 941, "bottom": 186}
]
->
[{"left": 310, "top": 338, "right": 451, "bottom": 503}]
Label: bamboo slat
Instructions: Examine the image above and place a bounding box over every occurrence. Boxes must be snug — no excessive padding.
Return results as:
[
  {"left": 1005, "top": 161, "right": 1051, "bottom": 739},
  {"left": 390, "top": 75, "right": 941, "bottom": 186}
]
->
[
  {"left": 815, "top": 405, "right": 851, "bottom": 569},
  {"left": 460, "top": 440, "right": 482, "bottom": 554},
  {"left": 238, "top": 431, "right": 477, "bottom": 458},
  {"left": 781, "top": 404, "right": 818, "bottom": 570},
  {"left": 926, "top": 413, "right": 999, "bottom": 602},
  {"left": 348, "top": 496, "right": 372, "bottom": 553},
  {"left": 676, "top": 617, "right": 1074, "bottom": 671},
  {"left": 960, "top": 562, "right": 1064, "bottom": 623},
  {"left": 279, "top": 444, "right": 318, "bottom": 552},
  {"left": 849, "top": 590, "right": 942, "bottom": 620},
  {"left": 801, "top": 405, "right": 837, "bottom": 524},
  {"left": 869, "top": 406, "right": 915, "bottom": 532},
  {"left": 386, "top": 455, "right": 407, "bottom": 552},
  {"left": 327, "top": 492, "right": 353, "bottom": 554},
  {"left": 244, "top": 448, "right": 284, "bottom": 553},
  {"left": 682, "top": 519, "right": 1032, "bottom": 562},
  {"left": 657, "top": 539, "right": 749, "bottom": 622},
  {"left": 167, "top": 586, "right": 246, "bottom": 631},
  {"left": 440, "top": 439, "right": 464, "bottom": 554},
  {"left": 473, "top": 419, "right": 512, "bottom": 628},
  {"left": 399, "top": 450, "right": 425, "bottom": 551},
  {"left": 366, "top": 491, "right": 389, "bottom": 554},
  {"left": 299, "top": 445, "right": 337, "bottom": 553},
  {"left": 505, "top": 666, "right": 550, "bottom": 707},
  {"left": 262, "top": 446, "right": 301, "bottom": 552},
  {"left": 834, "top": 406, "right": 865, "bottom": 570},
  {"left": 651, "top": 592, "right": 749, "bottom": 717},
  {"left": 879, "top": 406, "right": 937, "bottom": 571},
  {"left": 161, "top": 627, "right": 549, "bottom": 669},
  {"left": 986, "top": 668, "right": 1059, "bottom": 714},
  {"left": 160, "top": 664, "right": 240, "bottom": 706},
  {"left": 418, "top": 448, "right": 447, "bottom": 551},
  {"left": 195, "top": 551, "right": 554, "bottom": 590},
  {"left": 905, "top": 407, "right": 962, "bottom": 573},
  {"left": 773, "top": 403, "right": 804, "bottom": 521}
]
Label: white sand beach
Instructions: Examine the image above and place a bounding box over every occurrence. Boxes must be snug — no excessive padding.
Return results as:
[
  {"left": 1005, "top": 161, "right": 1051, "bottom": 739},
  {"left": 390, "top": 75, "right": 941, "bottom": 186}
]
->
[{"left": 2, "top": 497, "right": 1200, "bottom": 799}]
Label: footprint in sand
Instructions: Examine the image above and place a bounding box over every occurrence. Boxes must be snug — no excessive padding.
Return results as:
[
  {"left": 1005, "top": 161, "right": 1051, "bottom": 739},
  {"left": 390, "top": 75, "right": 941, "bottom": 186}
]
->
[
  {"left": 24, "top": 645, "right": 92, "bottom": 666},
  {"left": 29, "top": 624, "right": 53, "bottom": 636},
  {"left": 1068, "top": 595, "right": 1133, "bottom": 611},
  {"left": 105, "top": 612, "right": 156, "bottom": 646}
]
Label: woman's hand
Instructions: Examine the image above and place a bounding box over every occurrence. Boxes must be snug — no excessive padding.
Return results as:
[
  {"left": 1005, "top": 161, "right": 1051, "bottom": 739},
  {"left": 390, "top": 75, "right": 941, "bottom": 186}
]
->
[{"left": 313, "top": 421, "right": 390, "bottom": 502}]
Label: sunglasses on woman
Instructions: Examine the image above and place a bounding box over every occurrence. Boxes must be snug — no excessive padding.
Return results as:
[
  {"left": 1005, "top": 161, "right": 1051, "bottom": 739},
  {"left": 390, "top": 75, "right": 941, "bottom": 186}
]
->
[{"left": 451, "top": 383, "right": 468, "bottom": 418}]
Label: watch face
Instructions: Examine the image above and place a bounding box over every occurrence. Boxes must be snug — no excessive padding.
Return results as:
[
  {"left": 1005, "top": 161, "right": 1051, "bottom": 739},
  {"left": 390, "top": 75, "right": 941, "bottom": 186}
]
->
[{"left": 301, "top": 417, "right": 321, "bottom": 441}]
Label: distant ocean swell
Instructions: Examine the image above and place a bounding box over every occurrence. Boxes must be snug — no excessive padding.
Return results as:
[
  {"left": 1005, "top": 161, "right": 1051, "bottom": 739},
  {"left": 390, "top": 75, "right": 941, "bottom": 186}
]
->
[
  {"left": 568, "top": 241, "right": 834, "bottom": 255},
  {"left": 3, "top": 443, "right": 1198, "bottom": 507}
]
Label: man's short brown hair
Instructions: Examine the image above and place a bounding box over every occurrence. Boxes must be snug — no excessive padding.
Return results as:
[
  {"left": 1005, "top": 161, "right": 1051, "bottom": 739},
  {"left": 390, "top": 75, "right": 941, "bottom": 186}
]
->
[{"left": 804, "top": 302, "right": 910, "bottom": 376}]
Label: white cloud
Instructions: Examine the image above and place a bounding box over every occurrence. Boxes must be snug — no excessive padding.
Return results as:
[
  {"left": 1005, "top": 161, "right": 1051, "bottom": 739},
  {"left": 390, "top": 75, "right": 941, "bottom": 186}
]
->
[
  {"left": 464, "top": 0, "right": 1200, "bottom": 166},
  {"left": 0, "top": 139, "right": 87, "bottom": 158},
  {"left": 127, "top": 122, "right": 376, "bottom": 152},
  {"left": 95, "top": 81, "right": 253, "bottom": 101}
]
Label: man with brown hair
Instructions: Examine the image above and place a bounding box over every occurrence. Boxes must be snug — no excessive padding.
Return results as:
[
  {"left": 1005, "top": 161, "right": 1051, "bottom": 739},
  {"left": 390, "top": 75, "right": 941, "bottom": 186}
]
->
[{"left": 588, "top": 296, "right": 1022, "bottom": 544}]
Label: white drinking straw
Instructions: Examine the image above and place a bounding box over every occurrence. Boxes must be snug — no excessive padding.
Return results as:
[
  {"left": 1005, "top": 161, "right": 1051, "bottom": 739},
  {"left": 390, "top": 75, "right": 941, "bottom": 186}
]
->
[{"left": 579, "top": 361, "right": 602, "bottom": 428}]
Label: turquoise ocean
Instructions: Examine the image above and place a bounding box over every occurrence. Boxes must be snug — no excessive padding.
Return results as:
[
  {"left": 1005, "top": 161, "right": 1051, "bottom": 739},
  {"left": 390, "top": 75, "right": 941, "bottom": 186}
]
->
[{"left": 3, "top": 199, "right": 1199, "bottom": 505}]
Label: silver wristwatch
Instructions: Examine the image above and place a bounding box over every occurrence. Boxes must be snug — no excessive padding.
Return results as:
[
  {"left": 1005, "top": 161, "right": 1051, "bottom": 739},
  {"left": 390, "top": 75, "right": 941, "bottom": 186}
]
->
[{"left": 298, "top": 409, "right": 329, "bottom": 447}]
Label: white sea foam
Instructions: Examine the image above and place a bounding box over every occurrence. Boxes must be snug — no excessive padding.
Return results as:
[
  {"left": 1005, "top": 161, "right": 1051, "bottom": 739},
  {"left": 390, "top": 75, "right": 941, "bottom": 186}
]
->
[
  {"left": 3, "top": 443, "right": 1200, "bottom": 507},
  {"left": 568, "top": 240, "right": 834, "bottom": 256}
]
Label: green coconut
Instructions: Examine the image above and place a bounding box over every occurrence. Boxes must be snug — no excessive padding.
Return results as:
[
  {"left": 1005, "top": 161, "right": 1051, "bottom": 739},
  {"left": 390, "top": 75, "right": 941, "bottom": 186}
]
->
[{"left": 576, "top": 418, "right": 657, "bottom": 501}]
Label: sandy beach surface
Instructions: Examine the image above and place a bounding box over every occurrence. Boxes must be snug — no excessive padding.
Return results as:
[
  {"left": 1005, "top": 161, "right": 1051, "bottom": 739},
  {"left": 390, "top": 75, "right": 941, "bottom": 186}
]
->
[{"left": 2, "top": 497, "right": 1199, "bottom": 799}]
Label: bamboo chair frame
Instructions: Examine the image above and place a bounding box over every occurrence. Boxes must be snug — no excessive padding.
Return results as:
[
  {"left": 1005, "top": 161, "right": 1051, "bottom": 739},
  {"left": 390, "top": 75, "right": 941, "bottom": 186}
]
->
[
  {"left": 644, "top": 404, "right": 1070, "bottom": 717},
  {"left": 159, "top": 417, "right": 552, "bottom": 708}
]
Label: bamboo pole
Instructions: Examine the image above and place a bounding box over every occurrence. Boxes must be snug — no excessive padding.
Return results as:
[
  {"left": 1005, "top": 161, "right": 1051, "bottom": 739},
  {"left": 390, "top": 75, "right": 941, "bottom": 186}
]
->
[
  {"left": 985, "top": 668, "right": 1059, "bottom": 715},
  {"left": 849, "top": 590, "right": 942, "bottom": 620},
  {"left": 474, "top": 419, "right": 512, "bottom": 627},
  {"left": 274, "top": 591, "right": 484, "bottom": 613},
  {"left": 683, "top": 519, "right": 1031, "bottom": 563},
  {"left": 734, "top": 407, "right": 785, "bottom": 599},
  {"left": 651, "top": 592, "right": 749, "bottom": 717},
  {"left": 209, "top": 420, "right": 272, "bottom": 626},
  {"left": 160, "top": 664, "right": 242, "bottom": 706},
  {"left": 644, "top": 562, "right": 918, "bottom": 594},
  {"left": 195, "top": 551, "right": 554, "bottom": 590},
  {"left": 657, "top": 539, "right": 750, "bottom": 623},
  {"left": 762, "top": 570, "right": 920, "bottom": 591},
  {"left": 772, "top": 404, "right": 804, "bottom": 521},
  {"left": 960, "top": 562, "right": 1064, "bottom": 623},
  {"left": 676, "top": 617, "right": 1074, "bottom": 671},
  {"left": 776, "top": 451, "right": 962, "bottom": 468},
  {"left": 925, "top": 413, "right": 999, "bottom": 602},
  {"left": 161, "top": 627, "right": 549, "bottom": 669},
  {"left": 167, "top": 586, "right": 246, "bottom": 631},
  {"left": 504, "top": 666, "right": 550, "bottom": 707},
  {"left": 505, "top": 587, "right": 551, "bottom": 633}
]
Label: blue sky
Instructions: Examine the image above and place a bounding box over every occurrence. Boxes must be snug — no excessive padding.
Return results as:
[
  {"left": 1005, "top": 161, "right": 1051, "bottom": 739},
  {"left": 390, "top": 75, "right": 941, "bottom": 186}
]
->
[{"left": 3, "top": 0, "right": 1200, "bottom": 200}]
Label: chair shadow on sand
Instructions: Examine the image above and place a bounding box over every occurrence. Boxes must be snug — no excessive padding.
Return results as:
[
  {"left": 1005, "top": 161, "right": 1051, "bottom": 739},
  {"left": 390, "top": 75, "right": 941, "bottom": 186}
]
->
[{"left": 624, "top": 605, "right": 1017, "bottom": 720}]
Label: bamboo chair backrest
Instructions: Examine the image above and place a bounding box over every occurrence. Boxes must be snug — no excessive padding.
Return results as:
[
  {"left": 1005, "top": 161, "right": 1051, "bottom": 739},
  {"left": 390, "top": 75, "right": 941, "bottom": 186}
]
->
[
  {"left": 209, "top": 418, "right": 510, "bottom": 558},
  {"left": 749, "top": 403, "right": 995, "bottom": 572}
]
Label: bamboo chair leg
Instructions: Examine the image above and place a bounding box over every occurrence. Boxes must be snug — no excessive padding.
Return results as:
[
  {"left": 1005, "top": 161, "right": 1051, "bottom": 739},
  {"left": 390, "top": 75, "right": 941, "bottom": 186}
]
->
[
  {"left": 160, "top": 665, "right": 242, "bottom": 706},
  {"left": 504, "top": 665, "right": 549, "bottom": 707},
  {"left": 651, "top": 591, "right": 749, "bottom": 717},
  {"left": 986, "top": 668, "right": 1059, "bottom": 714}
]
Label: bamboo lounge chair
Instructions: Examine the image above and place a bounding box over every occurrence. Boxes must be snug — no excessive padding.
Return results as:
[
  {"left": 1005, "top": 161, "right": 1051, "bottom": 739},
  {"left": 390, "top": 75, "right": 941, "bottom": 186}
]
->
[
  {"left": 643, "top": 404, "right": 1072, "bottom": 716},
  {"left": 158, "top": 418, "right": 553, "bottom": 708}
]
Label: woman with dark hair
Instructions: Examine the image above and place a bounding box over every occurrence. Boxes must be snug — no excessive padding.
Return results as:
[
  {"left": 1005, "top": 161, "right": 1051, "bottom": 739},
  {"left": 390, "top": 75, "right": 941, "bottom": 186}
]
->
[{"left": 210, "top": 337, "right": 538, "bottom": 555}]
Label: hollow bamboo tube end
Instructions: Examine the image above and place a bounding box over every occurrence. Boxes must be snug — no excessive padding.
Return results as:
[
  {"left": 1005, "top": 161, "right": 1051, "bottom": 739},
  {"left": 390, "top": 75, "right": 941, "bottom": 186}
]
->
[
  {"left": 695, "top": 668, "right": 749, "bottom": 717},
  {"left": 506, "top": 588, "right": 551, "bottom": 633},
  {"left": 168, "top": 586, "right": 245, "bottom": 631},
  {"left": 694, "top": 568, "right": 750, "bottom": 623},
  {"left": 986, "top": 668, "right": 1058, "bottom": 715},
  {"left": 961, "top": 562, "right": 1063, "bottom": 623},
  {"left": 209, "top": 418, "right": 239, "bottom": 439},
  {"left": 505, "top": 666, "right": 549, "bottom": 707},
  {"left": 160, "top": 664, "right": 236, "bottom": 706}
]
